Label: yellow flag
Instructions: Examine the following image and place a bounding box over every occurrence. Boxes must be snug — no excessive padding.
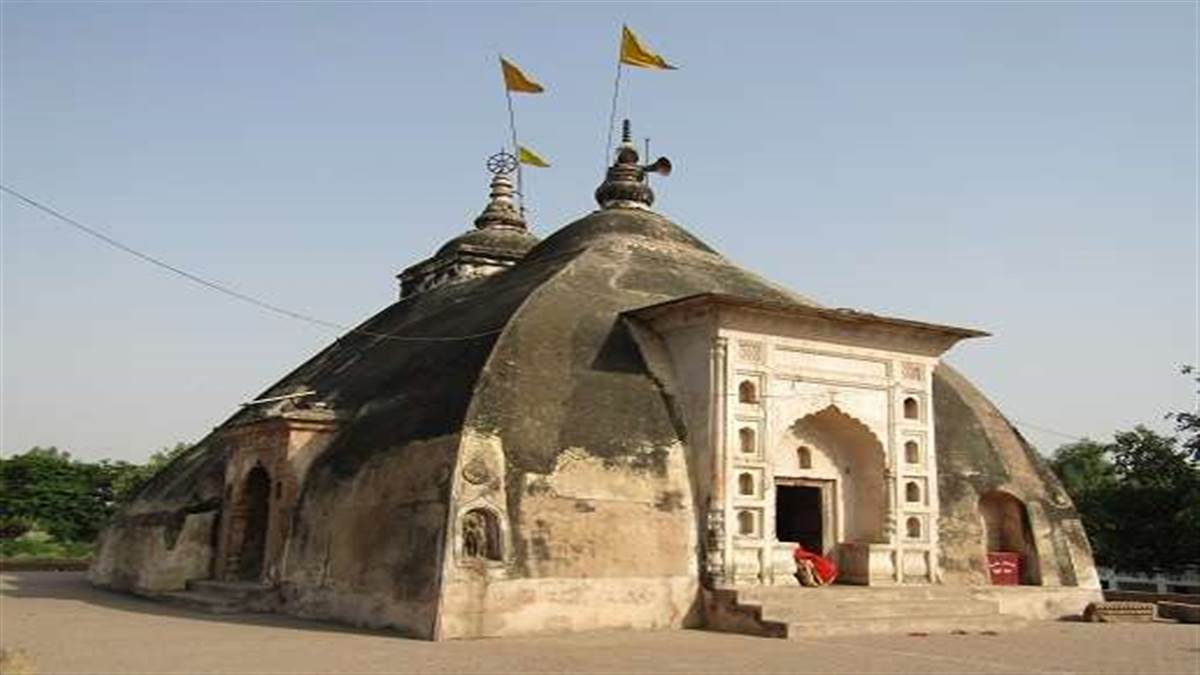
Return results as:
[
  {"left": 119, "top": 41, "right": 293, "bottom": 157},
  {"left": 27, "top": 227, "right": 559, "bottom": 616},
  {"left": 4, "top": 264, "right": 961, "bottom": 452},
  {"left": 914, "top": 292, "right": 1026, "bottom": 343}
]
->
[
  {"left": 518, "top": 145, "right": 550, "bottom": 168},
  {"left": 500, "top": 57, "right": 544, "bottom": 93},
  {"left": 620, "top": 25, "right": 677, "bottom": 70}
]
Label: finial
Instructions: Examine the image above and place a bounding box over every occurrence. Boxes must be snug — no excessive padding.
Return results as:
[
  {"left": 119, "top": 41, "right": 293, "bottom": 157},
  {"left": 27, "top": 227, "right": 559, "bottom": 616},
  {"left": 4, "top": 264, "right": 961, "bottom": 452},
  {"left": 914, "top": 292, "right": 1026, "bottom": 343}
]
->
[
  {"left": 486, "top": 150, "right": 519, "bottom": 176},
  {"left": 594, "top": 119, "right": 673, "bottom": 211},
  {"left": 475, "top": 155, "right": 525, "bottom": 230}
]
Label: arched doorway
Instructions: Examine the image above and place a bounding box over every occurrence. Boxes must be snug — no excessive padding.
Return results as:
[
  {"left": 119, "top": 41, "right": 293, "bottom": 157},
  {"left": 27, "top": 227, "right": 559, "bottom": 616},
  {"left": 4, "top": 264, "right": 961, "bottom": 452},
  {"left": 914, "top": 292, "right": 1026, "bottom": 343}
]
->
[
  {"left": 979, "top": 490, "right": 1040, "bottom": 585},
  {"left": 236, "top": 466, "right": 272, "bottom": 581},
  {"left": 780, "top": 406, "right": 887, "bottom": 552}
]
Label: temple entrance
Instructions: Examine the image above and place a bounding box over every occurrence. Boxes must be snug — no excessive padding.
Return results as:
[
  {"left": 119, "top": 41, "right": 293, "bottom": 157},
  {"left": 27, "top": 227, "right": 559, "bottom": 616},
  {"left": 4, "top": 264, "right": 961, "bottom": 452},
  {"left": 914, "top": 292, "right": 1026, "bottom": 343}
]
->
[
  {"left": 775, "top": 479, "right": 835, "bottom": 556},
  {"left": 236, "top": 466, "right": 271, "bottom": 581},
  {"left": 787, "top": 406, "right": 885, "bottom": 546}
]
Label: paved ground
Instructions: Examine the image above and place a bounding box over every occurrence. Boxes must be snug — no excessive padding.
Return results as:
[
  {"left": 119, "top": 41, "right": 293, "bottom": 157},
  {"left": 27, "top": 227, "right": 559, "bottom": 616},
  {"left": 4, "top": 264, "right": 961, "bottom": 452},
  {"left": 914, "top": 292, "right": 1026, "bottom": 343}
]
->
[{"left": 2, "top": 572, "right": 1197, "bottom": 674}]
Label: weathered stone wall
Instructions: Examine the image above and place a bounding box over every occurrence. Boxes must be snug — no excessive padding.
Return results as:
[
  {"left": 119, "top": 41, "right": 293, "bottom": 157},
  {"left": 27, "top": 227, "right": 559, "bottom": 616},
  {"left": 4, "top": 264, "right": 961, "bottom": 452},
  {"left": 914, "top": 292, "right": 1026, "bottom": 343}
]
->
[
  {"left": 438, "top": 226, "right": 751, "bottom": 638},
  {"left": 89, "top": 442, "right": 226, "bottom": 593},
  {"left": 90, "top": 511, "right": 217, "bottom": 592},
  {"left": 278, "top": 434, "right": 458, "bottom": 639},
  {"left": 438, "top": 431, "right": 699, "bottom": 638},
  {"left": 637, "top": 318, "right": 717, "bottom": 569},
  {"left": 934, "top": 365, "right": 1100, "bottom": 594}
]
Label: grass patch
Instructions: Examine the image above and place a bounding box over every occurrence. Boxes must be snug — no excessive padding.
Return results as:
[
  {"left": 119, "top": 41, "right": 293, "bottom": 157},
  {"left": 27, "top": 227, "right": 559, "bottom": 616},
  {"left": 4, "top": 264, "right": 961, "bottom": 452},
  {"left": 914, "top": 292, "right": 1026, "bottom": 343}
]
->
[{"left": 1, "top": 533, "right": 94, "bottom": 560}]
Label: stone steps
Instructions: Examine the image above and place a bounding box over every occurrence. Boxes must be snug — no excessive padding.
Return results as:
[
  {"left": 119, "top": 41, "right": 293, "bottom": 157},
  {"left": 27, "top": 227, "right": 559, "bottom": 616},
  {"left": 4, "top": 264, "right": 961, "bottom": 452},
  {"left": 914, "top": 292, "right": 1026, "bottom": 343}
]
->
[
  {"left": 785, "top": 612, "right": 1027, "bottom": 639},
  {"left": 738, "top": 585, "right": 972, "bottom": 604},
  {"left": 705, "top": 585, "right": 1028, "bottom": 639},
  {"left": 760, "top": 598, "right": 1000, "bottom": 623}
]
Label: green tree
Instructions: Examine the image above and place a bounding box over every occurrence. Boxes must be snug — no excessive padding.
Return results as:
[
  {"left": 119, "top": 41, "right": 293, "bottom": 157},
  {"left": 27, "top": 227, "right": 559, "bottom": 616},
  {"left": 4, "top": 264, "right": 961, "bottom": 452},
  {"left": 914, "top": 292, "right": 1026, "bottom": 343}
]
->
[
  {"left": 1049, "top": 439, "right": 1116, "bottom": 495},
  {"left": 1168, "top": 365, "right": 1199, "bottom": 461},
  {"left": 1051, "top": 426, "right": 1200, "bottom": 574},
  {"left": 0, "top": 449, "right": 110, "bottom": 541},
  {"left": 1049, "top": 439, "right": 1117, "bottom": 564},
  {"left": 110, "top": 442, "right": 191, "bottom": 503},
  {"left": 0, "top": 442, "right": 192, "bottom": 545}
]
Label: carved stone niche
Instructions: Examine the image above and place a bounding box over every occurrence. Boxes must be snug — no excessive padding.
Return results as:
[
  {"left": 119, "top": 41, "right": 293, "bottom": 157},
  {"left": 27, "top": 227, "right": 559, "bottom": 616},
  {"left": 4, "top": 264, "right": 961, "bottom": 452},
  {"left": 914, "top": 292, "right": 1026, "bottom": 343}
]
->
[{"left": 461, "top": 508, "right": 502, "bottom": 561}]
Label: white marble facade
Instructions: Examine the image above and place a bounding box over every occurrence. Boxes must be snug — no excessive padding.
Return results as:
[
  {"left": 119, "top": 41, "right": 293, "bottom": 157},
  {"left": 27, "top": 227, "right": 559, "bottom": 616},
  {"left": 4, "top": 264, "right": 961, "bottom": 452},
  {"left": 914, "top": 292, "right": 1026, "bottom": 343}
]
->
[
  {"left": 722, "top": 332, "right": 941, "bottom": 586},
  {"left": 633, "top": 296, "right": 981, "bottom": 588}
]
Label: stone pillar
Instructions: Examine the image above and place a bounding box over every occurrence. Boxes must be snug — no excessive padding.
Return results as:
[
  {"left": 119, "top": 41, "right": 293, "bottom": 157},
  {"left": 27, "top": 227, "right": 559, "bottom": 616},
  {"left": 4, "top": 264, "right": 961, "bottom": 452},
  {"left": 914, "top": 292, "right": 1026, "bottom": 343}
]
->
[
  {"left": 884, "top": 466, "right": 900, "bottom": 583},
  {"left": 706, "top": 337, "right": 730, "bottom": 587},
  {"left": 704, "top": 501, "right": 727, "bottom": 587},
  {"left": 884, "top": 466, "right": 898, "bottom": 542}
]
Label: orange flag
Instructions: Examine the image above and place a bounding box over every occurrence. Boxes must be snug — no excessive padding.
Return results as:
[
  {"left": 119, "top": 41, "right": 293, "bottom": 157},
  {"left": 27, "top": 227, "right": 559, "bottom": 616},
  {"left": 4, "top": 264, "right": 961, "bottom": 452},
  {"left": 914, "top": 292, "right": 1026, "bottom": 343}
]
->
[
  {"left": 500, "top": 57, "right": 544, "bottom": 93},
  {"left": 620, "top": 25, "right": 677, "bottom": 70}
]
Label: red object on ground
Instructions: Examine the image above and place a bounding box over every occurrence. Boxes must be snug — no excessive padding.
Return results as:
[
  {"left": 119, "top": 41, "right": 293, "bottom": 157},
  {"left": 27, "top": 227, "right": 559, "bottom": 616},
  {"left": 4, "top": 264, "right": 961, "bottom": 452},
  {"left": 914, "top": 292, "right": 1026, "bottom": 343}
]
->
[
  {"left": 987, "top": 552, "right": 1021, "bottom": 585},
  {"left": 793, "top": 545, "right": 838, "bottom": 585}
]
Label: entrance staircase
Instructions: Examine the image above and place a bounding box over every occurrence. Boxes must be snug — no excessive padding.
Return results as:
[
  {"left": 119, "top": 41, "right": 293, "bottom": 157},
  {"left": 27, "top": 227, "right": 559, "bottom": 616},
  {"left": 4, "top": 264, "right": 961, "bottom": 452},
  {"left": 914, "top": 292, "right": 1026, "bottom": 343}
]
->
[
  {"left": 161, "top": 579, "right": 280, "bottom": 615},
  {"left": 705, "top": 585, "right": 1027, "bottom": 639}
]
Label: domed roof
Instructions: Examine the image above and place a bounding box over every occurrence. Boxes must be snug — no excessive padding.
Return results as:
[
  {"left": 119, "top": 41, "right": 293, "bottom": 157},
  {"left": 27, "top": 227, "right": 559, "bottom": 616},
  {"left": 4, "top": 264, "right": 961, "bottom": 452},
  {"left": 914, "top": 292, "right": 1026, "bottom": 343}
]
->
[
  {"left": 435, "top": 225, "right": 539, "bottom": 259},
  {"left": 434, "top": 171, "right": 539, "bottom": 258},
  {"left": 139, "top": 133, "right": 1070, "bottom": 549}
]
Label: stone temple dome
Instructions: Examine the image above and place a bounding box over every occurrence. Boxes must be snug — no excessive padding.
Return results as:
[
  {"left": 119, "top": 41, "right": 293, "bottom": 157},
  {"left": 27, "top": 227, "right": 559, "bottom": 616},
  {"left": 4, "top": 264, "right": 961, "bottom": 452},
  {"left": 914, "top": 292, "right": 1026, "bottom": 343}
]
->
[
  {"left": 398, "top": 171, "right": 539, "bottom": 299},
  {"left": 91, "top": 125, "right": 1101, "bottom": 641}
]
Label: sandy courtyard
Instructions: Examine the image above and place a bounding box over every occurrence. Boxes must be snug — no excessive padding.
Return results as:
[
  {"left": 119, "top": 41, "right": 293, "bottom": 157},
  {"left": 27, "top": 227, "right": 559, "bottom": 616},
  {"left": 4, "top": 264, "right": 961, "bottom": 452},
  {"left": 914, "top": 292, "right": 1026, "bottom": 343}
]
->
[{"left": 1, "top": 572, "right": 1197, "bottom": 674}]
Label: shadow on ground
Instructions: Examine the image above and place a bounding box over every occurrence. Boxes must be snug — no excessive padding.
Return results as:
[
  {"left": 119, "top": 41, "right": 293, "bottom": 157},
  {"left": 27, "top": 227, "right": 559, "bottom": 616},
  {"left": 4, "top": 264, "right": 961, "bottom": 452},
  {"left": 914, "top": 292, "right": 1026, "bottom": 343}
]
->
[{"left": 1, "top": 571, "right": 415, "bottom": 640}]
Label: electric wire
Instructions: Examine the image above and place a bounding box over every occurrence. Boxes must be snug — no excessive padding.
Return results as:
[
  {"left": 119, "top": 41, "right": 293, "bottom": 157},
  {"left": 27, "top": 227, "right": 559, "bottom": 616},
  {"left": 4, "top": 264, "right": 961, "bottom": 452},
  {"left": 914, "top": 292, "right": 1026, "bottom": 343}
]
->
[
  {"left": 1007, "top": 418, "right": 1087, "bottom": 442},
  {"left": 0, "top": 184, "right": 503, "bottom": 343},
  {"left": 0, "top": 185, "right": 1096, "bottom": 439}
]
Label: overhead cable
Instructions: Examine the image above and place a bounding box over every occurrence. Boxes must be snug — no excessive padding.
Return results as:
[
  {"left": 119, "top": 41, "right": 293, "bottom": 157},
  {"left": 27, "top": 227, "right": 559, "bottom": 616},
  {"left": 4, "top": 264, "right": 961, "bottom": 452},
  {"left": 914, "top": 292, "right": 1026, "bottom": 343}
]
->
[{"left": 1, "top": 184, "right": 502, "bottom": 343}]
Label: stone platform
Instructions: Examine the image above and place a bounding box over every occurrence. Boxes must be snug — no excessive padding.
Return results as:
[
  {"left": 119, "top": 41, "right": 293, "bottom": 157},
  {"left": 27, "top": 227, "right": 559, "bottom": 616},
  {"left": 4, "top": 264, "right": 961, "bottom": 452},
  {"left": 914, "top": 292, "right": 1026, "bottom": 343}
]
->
[{"left": 704, "top": 585, "right": 1101, "bottom": 639}]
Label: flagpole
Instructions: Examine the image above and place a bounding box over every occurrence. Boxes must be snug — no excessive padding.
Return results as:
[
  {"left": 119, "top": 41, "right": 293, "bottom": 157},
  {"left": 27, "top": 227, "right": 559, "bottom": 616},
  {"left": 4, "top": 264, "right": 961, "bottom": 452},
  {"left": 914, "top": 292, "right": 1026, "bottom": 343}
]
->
[
  {"left": 604, "top": 58, "right": 623, "bottom": 168},
  {"left": 501, "top": 54, "right": 525, "bottom": 215}
]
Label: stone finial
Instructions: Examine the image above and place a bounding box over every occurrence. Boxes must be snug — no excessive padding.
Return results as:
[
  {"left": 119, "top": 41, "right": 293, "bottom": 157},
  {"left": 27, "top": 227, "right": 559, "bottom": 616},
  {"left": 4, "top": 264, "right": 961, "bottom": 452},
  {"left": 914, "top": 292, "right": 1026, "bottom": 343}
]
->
[
  {"left": 474, "top": 173, "right": 527, "bottom": 230},
  {"left": 595, "top": 119, "right": 656, "bottom": 210}
]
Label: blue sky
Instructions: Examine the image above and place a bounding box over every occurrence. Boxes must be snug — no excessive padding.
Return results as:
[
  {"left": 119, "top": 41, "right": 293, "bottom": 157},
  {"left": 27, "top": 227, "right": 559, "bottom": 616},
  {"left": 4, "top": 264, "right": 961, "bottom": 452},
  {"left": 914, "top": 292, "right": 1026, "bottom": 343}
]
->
[{"left": 2, "top": 2, "right": 1195, "bottom": 462}]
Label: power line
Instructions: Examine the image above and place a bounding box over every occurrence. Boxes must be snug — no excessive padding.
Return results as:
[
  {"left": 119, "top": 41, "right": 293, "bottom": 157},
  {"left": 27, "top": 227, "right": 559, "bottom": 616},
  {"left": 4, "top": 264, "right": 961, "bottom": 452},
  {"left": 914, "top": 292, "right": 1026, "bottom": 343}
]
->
[
  {"left": 0, "top": 185, "right": 1113, "bottom": 438},
  {"left": 1009, "top": 418, "right": 1087, "bottom": 442},
  {"left": 0, "top": 184, "right": 503, "bottom": 343}
]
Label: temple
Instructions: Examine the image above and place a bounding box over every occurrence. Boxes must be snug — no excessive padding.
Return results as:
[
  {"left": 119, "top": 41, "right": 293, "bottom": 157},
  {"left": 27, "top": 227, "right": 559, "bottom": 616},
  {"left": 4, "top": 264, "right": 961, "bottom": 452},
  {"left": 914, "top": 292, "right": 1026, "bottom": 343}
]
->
[{"left": 90, "top": 123, "right": 1102, "bottom": 639}]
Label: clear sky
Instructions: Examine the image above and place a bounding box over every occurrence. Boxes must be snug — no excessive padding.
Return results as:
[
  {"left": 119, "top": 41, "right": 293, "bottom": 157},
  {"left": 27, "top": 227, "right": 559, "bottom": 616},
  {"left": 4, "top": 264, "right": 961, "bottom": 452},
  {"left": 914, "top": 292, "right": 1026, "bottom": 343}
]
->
[{"left": 2, "top": 2, "right": 1195, "bottom": 462}]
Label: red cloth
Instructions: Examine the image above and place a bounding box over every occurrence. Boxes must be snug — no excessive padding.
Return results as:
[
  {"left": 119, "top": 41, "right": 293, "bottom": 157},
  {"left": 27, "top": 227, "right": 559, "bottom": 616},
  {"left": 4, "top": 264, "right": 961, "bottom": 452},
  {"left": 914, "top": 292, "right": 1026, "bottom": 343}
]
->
[{"left": 793, "top": 545, "right": 838, "bottom": 585}]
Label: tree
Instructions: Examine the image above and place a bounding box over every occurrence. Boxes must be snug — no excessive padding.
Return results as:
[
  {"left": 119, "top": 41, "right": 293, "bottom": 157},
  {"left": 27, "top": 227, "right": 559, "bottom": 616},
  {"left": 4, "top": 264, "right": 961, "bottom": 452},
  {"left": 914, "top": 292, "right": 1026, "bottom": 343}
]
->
[
  {"left": 1049, "top": 439, "right": 1117, "bottom": 564},
  {"left": 0, "top": 442, "right": 192, "bottom": 544},
  {"left": 110, "top": 442, "right": 191, "bottom": 504},
  {"left": 0, "top": 449, "right": 111, "bottom": 541},
  {"left": 1049, "top": 439, "right": 1115, "bottom": 496},
  {"left": 1051, "top": 426, "right": 1200, "bottom": 574},
  {"left": 1168, "top": 365, "right": 1199, "bottom": 461}
]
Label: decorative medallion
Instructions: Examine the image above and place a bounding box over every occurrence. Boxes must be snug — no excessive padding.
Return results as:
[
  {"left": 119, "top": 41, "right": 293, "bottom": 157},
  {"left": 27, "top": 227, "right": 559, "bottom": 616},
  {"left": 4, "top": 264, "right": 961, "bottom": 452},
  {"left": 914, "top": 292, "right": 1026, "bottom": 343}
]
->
[{"left": 462, "top": 457, "right": 492, "bottom": 485}]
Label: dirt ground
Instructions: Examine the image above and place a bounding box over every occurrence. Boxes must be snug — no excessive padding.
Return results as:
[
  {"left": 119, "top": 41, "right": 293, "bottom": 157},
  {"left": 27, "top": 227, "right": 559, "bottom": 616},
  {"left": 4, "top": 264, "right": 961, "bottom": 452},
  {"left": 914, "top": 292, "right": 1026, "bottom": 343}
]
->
[{"left": 2, "top": 572, "right": 1197, "bottom": 674}]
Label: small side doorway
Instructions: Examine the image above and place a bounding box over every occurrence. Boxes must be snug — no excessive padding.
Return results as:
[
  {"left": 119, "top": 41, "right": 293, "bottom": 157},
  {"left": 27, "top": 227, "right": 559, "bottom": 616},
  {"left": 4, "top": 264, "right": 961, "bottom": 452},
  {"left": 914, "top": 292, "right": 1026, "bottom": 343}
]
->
[
  {"left": 775, "top": 479, "right": 834, "bottom": 556},
  {"left": 236, "top": 466, "right": 272, "bottom": 581}
]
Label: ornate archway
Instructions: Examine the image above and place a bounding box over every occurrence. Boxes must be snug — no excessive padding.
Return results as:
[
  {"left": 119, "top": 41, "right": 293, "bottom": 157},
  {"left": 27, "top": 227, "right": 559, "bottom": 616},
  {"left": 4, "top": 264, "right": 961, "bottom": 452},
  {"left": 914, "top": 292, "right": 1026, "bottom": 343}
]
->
[{"left": 785, "top": 405, "right": 887, "bottom": 545}]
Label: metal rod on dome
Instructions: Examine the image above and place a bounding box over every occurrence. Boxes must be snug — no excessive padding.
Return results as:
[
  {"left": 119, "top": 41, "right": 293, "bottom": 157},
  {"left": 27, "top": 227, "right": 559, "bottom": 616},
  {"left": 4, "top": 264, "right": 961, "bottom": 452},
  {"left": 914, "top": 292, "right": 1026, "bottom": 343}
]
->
[
  {"left": 604, "top": 58, "right": 624, "bottom": 169},
  {"left": 644, "top": 137, "right": 651, "bottom": 185},
  {"left": 501, "top": 54, "right": 525, "bottom": 215}
]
